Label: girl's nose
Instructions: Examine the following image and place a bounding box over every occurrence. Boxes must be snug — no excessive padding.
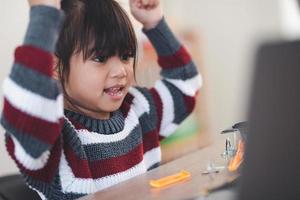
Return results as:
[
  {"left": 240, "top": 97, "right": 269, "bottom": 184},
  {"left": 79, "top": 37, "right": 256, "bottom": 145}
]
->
[{"left": 110, "top": 60, "right": 127, "bottom": 78}]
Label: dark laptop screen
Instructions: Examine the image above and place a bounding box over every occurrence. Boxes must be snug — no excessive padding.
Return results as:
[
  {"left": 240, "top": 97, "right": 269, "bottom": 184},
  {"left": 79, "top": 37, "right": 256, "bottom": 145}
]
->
[{"left": 238, "top": 40, "right": 300, "bottom": 200}]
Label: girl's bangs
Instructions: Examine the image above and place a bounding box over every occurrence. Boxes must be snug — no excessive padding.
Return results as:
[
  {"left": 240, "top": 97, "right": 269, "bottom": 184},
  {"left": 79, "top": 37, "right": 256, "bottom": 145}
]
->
[{"left": 76, "top": 0, "right": 137, "bottom": 59}]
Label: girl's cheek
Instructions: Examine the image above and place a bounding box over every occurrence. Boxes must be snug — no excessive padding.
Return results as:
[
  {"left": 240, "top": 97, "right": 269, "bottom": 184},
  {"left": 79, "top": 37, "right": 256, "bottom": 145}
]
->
[{"left": 127, "top": 69, "right": 134, "bottom": 82}]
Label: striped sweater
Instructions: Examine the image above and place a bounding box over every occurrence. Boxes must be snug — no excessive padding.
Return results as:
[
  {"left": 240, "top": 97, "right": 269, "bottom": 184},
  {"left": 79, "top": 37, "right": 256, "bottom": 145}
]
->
[{"left": 0, "top": 6, "right": 202, "bottom": 200}]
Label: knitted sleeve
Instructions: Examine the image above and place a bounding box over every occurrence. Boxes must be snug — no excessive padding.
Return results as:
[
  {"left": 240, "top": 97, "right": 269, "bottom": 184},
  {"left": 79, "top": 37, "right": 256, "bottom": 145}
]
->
[
  {"left": 131, "top": 18, "right": 202, "bottom": 140},
  {"left": 0, "top": 6, "right": 65, "bottom": 173}
]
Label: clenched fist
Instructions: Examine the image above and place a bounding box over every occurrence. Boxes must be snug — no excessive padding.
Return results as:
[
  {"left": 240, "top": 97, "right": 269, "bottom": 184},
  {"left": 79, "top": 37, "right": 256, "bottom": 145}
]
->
[{"left": 129, "top": 0, "right": 163, "bottom": 30}]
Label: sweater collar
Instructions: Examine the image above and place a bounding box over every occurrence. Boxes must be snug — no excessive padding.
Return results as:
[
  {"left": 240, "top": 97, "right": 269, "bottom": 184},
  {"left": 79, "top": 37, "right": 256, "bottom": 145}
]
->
[{"left": 64, "top": 109, "right": 125, "bottom": 134}]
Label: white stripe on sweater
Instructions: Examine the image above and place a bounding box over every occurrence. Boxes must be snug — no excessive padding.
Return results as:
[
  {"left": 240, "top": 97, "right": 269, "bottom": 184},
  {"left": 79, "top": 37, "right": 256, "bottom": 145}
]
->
[
  {"left": 66, "top": 107, "right": 139, "bottom": 144},
  {"left": 165, "top": 74, "right": 202, "bottom": 96},
  {"left": 3, "top": 77, "right": 63, "bottom": 123},
  {"left": 11, "top": 135, "right": 50, "bottom": 170},
  {"left": 159, "top": 123, "right": 179, "bottom": 138},
  {"left": 59, "top": 147, "right": 161, "bottom": 194},
  {"left": 143, "top": 147, "right": 161, "bottom": 169},
  {"left": 154, "top": 80, "right": 175, "bottom": 137},
  {"left": 128, "top": 87, "right": 150, "bottom": 117}
]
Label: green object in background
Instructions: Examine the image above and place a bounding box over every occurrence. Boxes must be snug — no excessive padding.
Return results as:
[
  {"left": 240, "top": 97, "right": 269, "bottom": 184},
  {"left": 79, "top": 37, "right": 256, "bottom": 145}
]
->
[{"left": 160, "top": 115, "right": 201, "bottom": 146}]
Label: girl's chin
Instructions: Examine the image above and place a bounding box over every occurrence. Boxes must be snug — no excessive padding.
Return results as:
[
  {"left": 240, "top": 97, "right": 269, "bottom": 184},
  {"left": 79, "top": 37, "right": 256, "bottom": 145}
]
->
[{"left": 95, "top": 101, "right": 124, "bottom": 114}]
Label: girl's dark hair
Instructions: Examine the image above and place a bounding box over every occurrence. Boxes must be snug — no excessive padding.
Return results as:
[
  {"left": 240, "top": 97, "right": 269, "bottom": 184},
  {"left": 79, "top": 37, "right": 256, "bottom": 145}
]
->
[{"left": 55, "top": 0, "right": 137, "bottom": 110}]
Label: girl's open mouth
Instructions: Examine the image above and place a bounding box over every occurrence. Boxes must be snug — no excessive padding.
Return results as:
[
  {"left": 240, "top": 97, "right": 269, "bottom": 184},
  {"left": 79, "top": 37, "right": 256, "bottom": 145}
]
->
[{"left": 104, "top": 86, "right": 125, "bottom": 98}]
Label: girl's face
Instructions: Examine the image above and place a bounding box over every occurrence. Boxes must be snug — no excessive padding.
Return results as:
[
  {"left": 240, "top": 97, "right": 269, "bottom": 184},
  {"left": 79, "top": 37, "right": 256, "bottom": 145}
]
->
[{"left": 64, "top": 52, "right": 134, "bottom": 119}]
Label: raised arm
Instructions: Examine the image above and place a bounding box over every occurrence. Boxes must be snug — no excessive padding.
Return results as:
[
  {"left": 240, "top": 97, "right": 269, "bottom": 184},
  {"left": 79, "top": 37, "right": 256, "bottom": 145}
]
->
[
  {"left": 0, "top": 1, "right": 64, "bottom": 171},
  {"left": 129, "top": 0, "right": 202, "bottom": 139}
]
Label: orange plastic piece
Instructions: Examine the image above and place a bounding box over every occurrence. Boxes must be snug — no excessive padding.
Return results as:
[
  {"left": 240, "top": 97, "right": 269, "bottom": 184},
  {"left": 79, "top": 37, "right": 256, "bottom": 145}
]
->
[
  {"left": 149, "top": 170, "right": 191, "bottom": 188},
  {"left": 228, "top": 140, "right": 244, "bottom": 172}
]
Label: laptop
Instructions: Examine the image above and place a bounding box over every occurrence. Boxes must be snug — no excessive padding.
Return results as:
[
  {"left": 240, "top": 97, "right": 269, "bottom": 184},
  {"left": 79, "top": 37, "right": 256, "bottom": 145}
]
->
[{"left": 238, "top": 40, "right": 300, "bottom": 200}]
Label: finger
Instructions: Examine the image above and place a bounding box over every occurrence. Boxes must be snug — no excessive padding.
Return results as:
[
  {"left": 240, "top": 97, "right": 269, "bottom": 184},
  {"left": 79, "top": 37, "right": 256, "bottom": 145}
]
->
[
  {"left": 129, "top": 0, "right": 139, "bottom": 9},
  {"left": 132, "top": 0, "right": 143, "bottom": 9},
  {"left": 142, "top": 0, "right": 151, "bottom": 7},
  {"left": 137, "top": 0, "right": 143, "bottom": 8},
  {"left": 129, "top": 0, "right": 139, "bottom": 5},
  {"left": 148, "top": 0, "right": 155, "bottom": 7},
  {"left": 151, "top": 0, "right": 160, "bottom": 8},
  {"left": 148, "top": 0, "right": 159, "bottom": 10},
  {"left": 129, "top": 0, "right": 136, "bottom": 6}
]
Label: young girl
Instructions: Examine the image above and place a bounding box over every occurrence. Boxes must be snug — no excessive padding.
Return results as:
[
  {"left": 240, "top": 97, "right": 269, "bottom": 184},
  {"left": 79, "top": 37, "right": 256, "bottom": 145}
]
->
[{"left": 1, "top": 0, "right": 202, "bottom": 199}]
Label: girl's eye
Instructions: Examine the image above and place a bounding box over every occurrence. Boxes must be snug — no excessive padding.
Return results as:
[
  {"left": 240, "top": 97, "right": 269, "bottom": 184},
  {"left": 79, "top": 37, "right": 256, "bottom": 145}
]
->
[
  {"left": 120, "top": 53, "right": 133, "bottom": 62},
  {"left": 93, "top": 55, "right": 108, "bottom": 63}
]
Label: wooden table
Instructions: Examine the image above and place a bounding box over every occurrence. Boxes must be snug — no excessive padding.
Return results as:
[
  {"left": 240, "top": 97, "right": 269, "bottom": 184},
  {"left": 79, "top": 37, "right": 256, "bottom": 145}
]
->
[{"left": 79, "top": 137, "right": 233, "bottom": 200}]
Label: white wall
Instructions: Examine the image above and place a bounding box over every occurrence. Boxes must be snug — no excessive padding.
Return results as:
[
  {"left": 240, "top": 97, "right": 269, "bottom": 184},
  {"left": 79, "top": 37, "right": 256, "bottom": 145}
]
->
[
  {"left": 0, "top": 0, "right": 289, "bottom": 176},
  {"left": 0, "top": 0, "right": 29, "bottom": 175},
  {"left": 279, "top": 0, "right": 300, "bottom": 39},
  {"left": 163, "top": 0, "right": 282, "bottom": 133}
]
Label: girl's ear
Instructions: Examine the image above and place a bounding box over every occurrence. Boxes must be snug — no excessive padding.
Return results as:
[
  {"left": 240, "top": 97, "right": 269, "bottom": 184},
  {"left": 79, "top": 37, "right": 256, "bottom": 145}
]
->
[{"left": 52, "top": 56, "right": 59, "bottom": 80}]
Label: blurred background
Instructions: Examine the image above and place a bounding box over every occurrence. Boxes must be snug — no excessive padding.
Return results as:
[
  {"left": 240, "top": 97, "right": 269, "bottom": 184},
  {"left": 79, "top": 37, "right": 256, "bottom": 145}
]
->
[{"left": 0, "top": 0, "right": 300, "bottom": 176}]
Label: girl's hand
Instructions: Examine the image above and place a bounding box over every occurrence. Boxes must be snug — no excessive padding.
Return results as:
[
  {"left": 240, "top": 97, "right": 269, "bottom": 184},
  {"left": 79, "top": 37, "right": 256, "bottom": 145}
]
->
[
  {"left": 129, "top": 0, "right": 163, "bottom": 30},
  {"left": 28, "top": 0, "right": 61, "bottom": 9}
]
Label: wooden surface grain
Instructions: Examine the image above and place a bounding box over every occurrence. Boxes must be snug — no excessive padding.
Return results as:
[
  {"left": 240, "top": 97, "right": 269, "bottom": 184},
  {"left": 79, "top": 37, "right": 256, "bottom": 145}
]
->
[{"left": 79, "top": 137, "right": 232, "bottom": 200}]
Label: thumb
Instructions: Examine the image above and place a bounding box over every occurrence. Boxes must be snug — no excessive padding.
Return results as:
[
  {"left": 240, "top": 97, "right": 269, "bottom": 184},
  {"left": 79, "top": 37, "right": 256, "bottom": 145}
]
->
[{"left": 129, "top": 0, "right": 140, "bottom": 8}]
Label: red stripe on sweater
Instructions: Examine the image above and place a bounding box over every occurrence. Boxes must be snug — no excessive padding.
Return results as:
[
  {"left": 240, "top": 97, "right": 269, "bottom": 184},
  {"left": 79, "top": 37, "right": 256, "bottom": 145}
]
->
[
  {"left": 158, "top": 135, "right": 165, "bottom": 141},
  {"left": 120, "top": 93, "right": 134, "bottom": 118},
  {"left": 64, "top": 146, "right": 92, "bottom": 178},
  {"left": 65, "top": 143, "right": 143, "bottom": 179},
  {"left": 149, "top": 88, "right": 163, "bottom": 133},
  {"left": 142, "top": 130, "right": 160, "bottom": 153},
  {"left": 184, "top": 94, "right": 197, "bottom": 113},
  {"left": 6, "top": 135, "right": 61, "bottom": 183},
  {"left": 15, "top": 45, "right": 53, "bottom": 77},
  {"left": 3, "top": 98, "right": 61, "bottom": 145},
  {"left": 158, "top": 46, "right": 191, "bottom": 69}
]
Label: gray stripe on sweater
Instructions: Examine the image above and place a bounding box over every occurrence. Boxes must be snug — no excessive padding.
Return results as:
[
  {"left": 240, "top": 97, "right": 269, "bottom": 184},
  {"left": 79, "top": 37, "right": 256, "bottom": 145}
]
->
[
  {"left": 50, "top": 173, "right": 85, "bottom": 200},
  {"left": 134, "top": 87, "right": 158, "bottom": 133},
  {"left": 138, "top": 112, "right": 156, "bottom": 134},
  {"left": 83, "top": 125, "right": 142, "bottom": 161},
  {"left": 162, "top": 80, "right": 189, "bottom": 124},
  {"left": 23, "top": 173, "right": 83, "bottom": 200},
  {"left": 62, "top": 119, "right": 143, "bottom": 161},
  {"left": 22, "top": 173, "right": 53, "bottom": 199},
  {"left": 62, "top": 120, "right": 87, "bottom": 159},
  {"left": 24, "top": 6, "right": 65, "bottom": 53},
  {"left": 1, "top": 118, "right": 51, "bottom": 158},
  {"left": 22, "top": 167, "right": 86, "bottom": 199},
  {"left": 64, "top": 110, "right": 125, "bottom": 134},
  {"left": 10, "top": 63, "right": 61, "bottom": 100},
  {"left": 161, "top": 61, "right": 198, "bottom": 80},
  {"left": 143, "top": 18, "right": 181, "bottom": 56}
]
